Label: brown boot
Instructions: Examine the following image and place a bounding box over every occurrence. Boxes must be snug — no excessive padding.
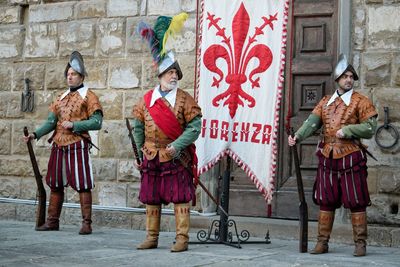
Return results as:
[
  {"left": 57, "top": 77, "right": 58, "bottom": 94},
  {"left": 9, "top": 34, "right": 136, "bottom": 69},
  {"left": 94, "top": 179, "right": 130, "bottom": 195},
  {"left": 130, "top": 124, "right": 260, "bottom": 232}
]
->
[
  {"left": 36, "top": 190, "right": 64, "bottom": 231},
  {"left": 310, "top": 210, "right": 334, "bottom": 254},
  {"left": 137, "top": 205, "right": 161, "bottom": 249},
  {"left": 352, "top": 212, "right": 367, "bottom": 257},
  {"left": 79, "top": 191, "right": 92, "bottom": 235},
  {"left": 171, "top": 203, "right": 190, "bottom": 252}
]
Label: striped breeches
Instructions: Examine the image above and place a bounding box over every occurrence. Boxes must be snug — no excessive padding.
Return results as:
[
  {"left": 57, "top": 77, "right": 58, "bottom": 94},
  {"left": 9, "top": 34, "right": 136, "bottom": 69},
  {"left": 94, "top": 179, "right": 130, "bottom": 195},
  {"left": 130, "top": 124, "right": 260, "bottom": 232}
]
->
[
  {"left": 45, "top": 140, "right": 94, "bottom": 192},
  {"left": 313, "top": 149, "right": 370, "bottom": 210}
]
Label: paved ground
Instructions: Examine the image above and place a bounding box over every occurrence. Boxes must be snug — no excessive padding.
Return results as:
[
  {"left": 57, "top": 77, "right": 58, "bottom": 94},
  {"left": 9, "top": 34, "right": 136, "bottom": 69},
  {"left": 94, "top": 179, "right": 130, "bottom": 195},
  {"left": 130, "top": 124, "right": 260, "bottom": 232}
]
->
[{"left": 1, "top": 220, "right": 399, "bottom": 267}]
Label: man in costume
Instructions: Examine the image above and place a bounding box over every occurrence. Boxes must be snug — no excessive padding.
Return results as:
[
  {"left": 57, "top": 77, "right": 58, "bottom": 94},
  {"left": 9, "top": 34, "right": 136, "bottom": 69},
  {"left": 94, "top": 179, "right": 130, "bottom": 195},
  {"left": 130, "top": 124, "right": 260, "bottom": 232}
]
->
[
  {"left": 288, "top": 54, "right": 377, "bottom": 256},
  {"left": 23, "top": 51, "right": 103, "bottom": 235},
  {"left": 132, "top": 12, "right": 201, "bottom": 253}
]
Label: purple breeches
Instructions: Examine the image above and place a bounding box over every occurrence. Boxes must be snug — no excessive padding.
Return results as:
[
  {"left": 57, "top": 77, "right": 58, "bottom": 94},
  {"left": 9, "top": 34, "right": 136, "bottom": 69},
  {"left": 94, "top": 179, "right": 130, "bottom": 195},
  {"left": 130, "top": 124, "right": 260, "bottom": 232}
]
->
[
  {"left": 313, "top": 148, "right": 370, "bottom": 210},
  {"left": 139, "top": 155, "right": 195, "bottom": 205}
]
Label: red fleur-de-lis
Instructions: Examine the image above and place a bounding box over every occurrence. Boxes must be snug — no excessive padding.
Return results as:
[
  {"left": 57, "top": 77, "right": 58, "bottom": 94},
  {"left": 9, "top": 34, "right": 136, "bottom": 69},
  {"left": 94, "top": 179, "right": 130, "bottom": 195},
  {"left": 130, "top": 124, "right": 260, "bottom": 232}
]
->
[{"left": 203, "top": 3, "right": 276, "bottom": 118}]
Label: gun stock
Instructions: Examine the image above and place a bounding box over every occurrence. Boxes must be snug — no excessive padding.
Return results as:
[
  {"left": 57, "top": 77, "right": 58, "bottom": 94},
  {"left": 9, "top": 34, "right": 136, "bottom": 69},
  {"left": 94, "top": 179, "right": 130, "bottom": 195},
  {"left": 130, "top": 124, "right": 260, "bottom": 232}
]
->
[
  {"left": 23, "top": 127, "right": 46, "bottom": 229},
  {"left": 289, "top": 128, "right": 308, "bottom": 253}
]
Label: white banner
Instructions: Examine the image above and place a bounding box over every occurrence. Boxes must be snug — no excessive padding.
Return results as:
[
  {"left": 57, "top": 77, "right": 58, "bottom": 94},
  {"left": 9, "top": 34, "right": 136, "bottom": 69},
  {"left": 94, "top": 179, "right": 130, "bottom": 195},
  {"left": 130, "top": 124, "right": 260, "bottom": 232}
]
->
[{"left": 195, "top": 0, "right": 289, "bottom": 202}]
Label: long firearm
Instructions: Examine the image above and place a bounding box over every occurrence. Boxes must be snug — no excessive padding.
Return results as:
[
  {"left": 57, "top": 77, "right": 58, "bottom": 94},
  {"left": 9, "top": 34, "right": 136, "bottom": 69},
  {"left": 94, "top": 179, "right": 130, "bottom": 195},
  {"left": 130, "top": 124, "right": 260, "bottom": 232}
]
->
[
  {"left": 289, "top": 128, "right": 308, "bottom": 253},
  {"left": 125, "top": 118, "right": 141, "bottom": 165},
  {"left": 23, "top": 127, "right": 47, "bottom": 229}
]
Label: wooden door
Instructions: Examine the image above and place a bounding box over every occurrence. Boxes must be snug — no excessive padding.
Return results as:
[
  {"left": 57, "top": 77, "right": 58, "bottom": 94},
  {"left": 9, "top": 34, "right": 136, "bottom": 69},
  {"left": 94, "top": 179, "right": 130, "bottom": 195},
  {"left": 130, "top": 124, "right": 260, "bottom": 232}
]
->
[{"left": 228, "top": 0, "right": 339, "bottom": 219}]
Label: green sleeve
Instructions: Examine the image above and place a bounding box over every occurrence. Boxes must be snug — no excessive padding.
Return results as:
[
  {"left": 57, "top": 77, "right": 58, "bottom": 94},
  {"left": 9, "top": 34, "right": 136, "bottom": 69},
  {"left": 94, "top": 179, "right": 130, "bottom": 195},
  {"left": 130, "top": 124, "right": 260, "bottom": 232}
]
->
[
  {"left": 72, "top": 111, "right": 103, "bottom": 133},
  {"left": 170, "top": 115, "right": 202, "bottom": 151},
  {"left": 295, "top": 113, "right": 322, "bottom": 142},
  {"left": 34, "top": 112, "right": 57, "bottom": 140},
  {"left": 342, "top": 116, "right": 377, "bottom": 139},
  {"left": 132, "top": 118, "right": 144, "bottom": 159}
]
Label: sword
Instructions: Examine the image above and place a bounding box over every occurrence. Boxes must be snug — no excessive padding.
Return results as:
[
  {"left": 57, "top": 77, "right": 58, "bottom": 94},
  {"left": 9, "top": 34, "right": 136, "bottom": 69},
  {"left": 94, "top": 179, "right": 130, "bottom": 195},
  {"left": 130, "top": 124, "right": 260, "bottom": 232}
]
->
[{"left": 352, "top": 139, "right": 378, "bottom": 161}]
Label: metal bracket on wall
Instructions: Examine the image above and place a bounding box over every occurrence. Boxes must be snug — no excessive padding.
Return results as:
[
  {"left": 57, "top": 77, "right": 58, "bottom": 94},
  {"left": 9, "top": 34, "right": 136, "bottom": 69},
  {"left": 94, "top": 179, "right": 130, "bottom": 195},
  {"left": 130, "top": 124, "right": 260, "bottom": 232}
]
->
[
  {"left": 375, "top": 107, "right": 399, "bottom": 149},
  {"left": 21, "top": 78, "right": 35, "bottom": 113}
]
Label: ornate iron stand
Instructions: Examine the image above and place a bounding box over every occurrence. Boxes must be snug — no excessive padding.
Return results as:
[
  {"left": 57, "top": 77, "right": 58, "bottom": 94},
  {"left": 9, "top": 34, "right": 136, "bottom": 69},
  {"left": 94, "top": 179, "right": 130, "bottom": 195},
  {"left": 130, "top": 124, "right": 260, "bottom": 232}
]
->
[{"left": 190, "top": 156, "right": 271, "bottom": 248}]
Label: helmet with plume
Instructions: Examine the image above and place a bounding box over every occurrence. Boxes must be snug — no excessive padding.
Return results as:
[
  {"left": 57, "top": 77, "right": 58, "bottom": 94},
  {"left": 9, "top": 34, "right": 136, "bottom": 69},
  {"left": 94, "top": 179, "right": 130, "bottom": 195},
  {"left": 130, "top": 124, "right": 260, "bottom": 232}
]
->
[{"left": 136, "top": 12, "right": 188, "bottom": 80}]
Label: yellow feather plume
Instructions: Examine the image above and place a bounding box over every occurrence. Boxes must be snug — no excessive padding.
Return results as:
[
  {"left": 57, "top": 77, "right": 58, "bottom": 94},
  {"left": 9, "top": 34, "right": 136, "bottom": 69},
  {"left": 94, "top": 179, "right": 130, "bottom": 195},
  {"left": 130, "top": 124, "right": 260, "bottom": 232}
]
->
[{"left": 161, "top": 12, "right": 189, "bottom": 56}]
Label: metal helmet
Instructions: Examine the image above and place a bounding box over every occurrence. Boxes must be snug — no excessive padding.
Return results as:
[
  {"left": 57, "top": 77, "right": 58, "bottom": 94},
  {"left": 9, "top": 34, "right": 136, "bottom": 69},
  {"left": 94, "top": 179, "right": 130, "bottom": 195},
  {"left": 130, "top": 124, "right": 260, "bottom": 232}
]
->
[
  {"left": 64, "top": 51, "right": 88, "bottom": 78},
  {"left": 334, "top": 53, "right": 359, "bottom": 81},
  {"left": 158, "top": 51, "right": 183, "bottom": 80}
]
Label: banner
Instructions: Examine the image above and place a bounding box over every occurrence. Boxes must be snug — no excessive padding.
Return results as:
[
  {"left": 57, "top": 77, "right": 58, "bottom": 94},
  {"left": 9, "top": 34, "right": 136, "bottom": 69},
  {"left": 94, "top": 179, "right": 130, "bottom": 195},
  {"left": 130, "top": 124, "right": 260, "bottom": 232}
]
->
[{"left": 195, "top": 0, "right": 289, "bottom": 202}]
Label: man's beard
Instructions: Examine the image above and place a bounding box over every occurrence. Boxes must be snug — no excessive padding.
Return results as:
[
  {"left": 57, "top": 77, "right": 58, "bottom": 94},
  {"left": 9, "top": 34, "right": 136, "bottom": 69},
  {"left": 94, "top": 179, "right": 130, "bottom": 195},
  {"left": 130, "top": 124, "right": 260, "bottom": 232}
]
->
[{"left": 161, "top": 80, "right": 178, "bottom": 91}]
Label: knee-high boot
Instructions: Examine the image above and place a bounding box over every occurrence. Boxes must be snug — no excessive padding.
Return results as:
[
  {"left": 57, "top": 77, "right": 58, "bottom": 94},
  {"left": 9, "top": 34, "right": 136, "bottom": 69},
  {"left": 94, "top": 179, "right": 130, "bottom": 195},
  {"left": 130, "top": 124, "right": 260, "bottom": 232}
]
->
[
  {"left": 36, "top": 190, "right": 64, "bottom": 231},
  {"left": 79, "top": 191, "right": 92, "bottom": 235},
  {"left": 310, "top": 210, "right": 335, "bottom": 254},
  {"left": 171, "top": 203, "right": 190, "bottom": 252},
  {"left": 137, "top": 205, "right": 161, "bottom": 249},
  {"left": 351, "top": 211, "right": 367, "bottom": 256}
]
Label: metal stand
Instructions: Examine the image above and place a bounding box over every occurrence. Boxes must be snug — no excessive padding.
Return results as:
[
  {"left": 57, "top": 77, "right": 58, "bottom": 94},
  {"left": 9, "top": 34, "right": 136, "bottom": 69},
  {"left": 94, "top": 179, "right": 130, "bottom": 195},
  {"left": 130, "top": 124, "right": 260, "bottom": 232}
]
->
[{"left": 190, "top": 156, "right": 271, "bottom": 248}]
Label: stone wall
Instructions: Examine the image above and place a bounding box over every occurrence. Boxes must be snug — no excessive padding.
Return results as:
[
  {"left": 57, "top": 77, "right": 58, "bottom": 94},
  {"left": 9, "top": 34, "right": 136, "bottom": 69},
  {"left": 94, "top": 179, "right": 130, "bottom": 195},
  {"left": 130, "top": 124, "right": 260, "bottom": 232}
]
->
[
  {"left": 352, "top": 0, "right": 400, "bottom": 224},
  {"left": 0, "top": 0, "right": 198, "bottom": 210}
]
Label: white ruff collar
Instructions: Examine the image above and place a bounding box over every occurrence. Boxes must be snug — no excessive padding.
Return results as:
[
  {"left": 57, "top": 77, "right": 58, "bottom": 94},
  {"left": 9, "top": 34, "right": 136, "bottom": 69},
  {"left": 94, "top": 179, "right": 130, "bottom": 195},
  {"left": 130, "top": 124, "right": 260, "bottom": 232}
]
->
[{"left": 60, "top": 85, "right": 88, "bottom": 100}]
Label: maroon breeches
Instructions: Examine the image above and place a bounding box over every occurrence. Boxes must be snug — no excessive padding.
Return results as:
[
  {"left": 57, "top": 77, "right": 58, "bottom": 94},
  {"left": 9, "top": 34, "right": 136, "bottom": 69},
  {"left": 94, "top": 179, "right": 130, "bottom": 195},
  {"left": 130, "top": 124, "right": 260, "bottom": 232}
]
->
[
  {"left": 313, "top": 148, "right": 370, "bottom": 210},
  {"left": 139, "top": 154, "right": 195, "bottom": 205}
]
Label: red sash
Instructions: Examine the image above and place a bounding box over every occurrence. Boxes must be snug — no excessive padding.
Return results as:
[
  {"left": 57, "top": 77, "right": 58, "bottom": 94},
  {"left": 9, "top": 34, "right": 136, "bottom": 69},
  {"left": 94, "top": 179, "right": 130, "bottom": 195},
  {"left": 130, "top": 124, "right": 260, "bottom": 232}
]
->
[{"left": 144, "top": 90, "right": 199, "bottom": 184}]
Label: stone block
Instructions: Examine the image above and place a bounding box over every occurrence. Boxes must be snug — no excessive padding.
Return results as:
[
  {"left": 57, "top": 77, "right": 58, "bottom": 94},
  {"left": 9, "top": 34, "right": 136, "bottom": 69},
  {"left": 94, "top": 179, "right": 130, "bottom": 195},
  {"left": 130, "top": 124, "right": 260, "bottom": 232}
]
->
[
  {"left": 11, "top": 120, "right": 38, "bottom": 155},
  {"left": 124, "top": 89, "right": 145, "bottom": 119},
  {"left": 65, "top": 187, "right": 80, "bottom": 203},
  {"left": 85, "top": 60, "right": 108, "bottom": 89},
  {"left": 118, "top": 159, "right": 140, "bottom": 182},
  {"left": 96, "top": 18, "right": 125, "bottom": 57},
  {"left": 376, "top": 167, "right": 400, "bottom": 194},
  {"left": 374, "top": 89, "right": 400, "bottom": 122},
  {"left": 63, "top": 207, "right": 81, "bottom": 226},
  {"left": 392, "top": 229, "right": 400, "bottom": 247},
  {"left": 177, "top": 54, "right": 196, "bottom": 90},
  {"left": 0, "top": 6, "right": 21, "bottom": 24},
  {"left": 59, "top": 20, "right": 96, "bottom": 57},
  {"left": 16, "top": 204, "right": 36, "bottom": 222},
  {"left": 181, "top": 0, "right": 196, "bottom": 12},
  {"left": 0, "top": 177, "right": 21, "bottom": 198},
  {"left": 109, "top": 60, "right": 141, "bottom": 89},
  {"left": 25, "top": 23, "right": 58, "bottom": 58},
  {"left": 107, "top": 0, "right": 139, "bottom": 17},
  {"left": 29, "top": 2, "right": 74, "bottom": 23},
  {"left": 45, "top": 61, "right": 66, "bottom": 90},
  {"left": 0, "top": 157, "right": 32, "bottom": 177},
  {"left": 0, "top": 92, "right": 23, "bottom": 118},
  {"left": 364, "top": 53, "right": 391, "bottom": 87},
  {"left": 140, "top": 57, "right": 158, "bottom": 88},
  {"left": 147, "top": 0, "right": 181, "bottom": 16},
  {"left": 97, "top": 91, "right": 123, "bottom": 120},
  {"left": 12, "top": 63, "right": 46, "bottom": 92},
  {"left": 368, "top": 226, "right": 392, "bottom": 246},
  {"left": 91, "top": 158, "right": 117, "bottom": 182},
  {"left": 97, "top": 182, "right": 127, "bottom": 206},
  {"left": 0, "top": 26, "right": 24, "bottom": 58},
  {"left": 99, "top": 121, "right": 131, "bottom": 158},
  {"left": 0, "top": 64, "right": 12, "bottom": 91},
  {"left": 0, "top": 203, "right": 16, "bottom": 220},
  {"left": 368, "top": 195, "right": 400, "bottom": 225},
  {"left": 164, "top": 17, "right": 196, "bottom": 54},
  {"left": 20, "top": 177, "right": 40, "bottom": 200},
  {"left": 367, "top": 167, "right": 379, "bottom": 194},
  {"left": 393, "top": 54, "right": 400, "bottom": 86},
  {"left": 126, "top": 17, "right": 150, "bottom": 54},
  {"left": 367, "top": 6, "right": 400, "bottom": 49},
  {"left": 127, "top": 183, "right": 143, "bottom": 208},
  {"left": 0, "top": 121, "right": 11, "bottom": 155},
  {"left": 76, "top": 0, "right": 106, "bottom": 19},
  {"left": 95, "top": 210, "right": 132, "bottom": 229},
  {"left": 22, "top": 91, "right": 56, "bottom": 120}
]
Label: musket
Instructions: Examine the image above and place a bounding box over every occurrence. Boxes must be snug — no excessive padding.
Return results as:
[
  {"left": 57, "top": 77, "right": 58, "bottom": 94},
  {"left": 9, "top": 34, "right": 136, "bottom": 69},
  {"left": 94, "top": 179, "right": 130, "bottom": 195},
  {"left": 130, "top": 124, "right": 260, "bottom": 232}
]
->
[
  {"left": 125, "top": 118, "right": 141, "bottom": 165},
  {"left": 289, "top": 128, "right": 308, "bottom": 253},
  {"left": 23, "top": 127, "right": 47, "bottom": 229},
  {"left": 177, "top": 150, "right": 229, "bottom": 217}
]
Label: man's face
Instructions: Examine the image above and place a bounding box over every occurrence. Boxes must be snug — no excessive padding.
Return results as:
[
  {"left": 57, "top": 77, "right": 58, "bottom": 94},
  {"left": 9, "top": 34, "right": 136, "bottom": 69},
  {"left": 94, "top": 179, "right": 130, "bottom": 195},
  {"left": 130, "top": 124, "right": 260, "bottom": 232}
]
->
[
  {"left": 67, "top": 68, "right": 84, "bottom": 88},
  {"left": 337, "top": 71, "right": 354, "bottom": 92},
  {"left": 159, "top": 69, "right": 178, "bottom": 91}
]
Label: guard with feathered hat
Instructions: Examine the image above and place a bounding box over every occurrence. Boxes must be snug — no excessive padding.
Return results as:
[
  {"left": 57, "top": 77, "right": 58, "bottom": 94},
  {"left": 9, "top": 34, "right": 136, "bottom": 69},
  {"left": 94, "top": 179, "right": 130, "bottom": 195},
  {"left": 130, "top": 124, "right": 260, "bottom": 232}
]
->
[{"left": 131, "top": 13, "right": 202, "bottom": 252}]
